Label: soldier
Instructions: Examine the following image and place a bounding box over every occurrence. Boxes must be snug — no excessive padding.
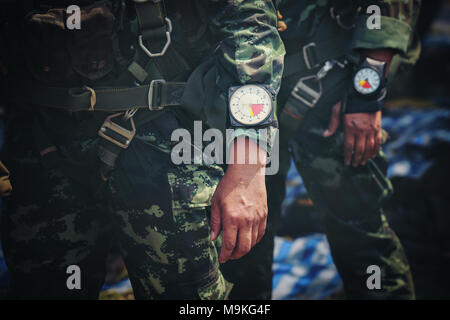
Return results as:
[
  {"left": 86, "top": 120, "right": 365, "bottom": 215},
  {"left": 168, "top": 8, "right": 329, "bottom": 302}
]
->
[
  {"left": 222, "top": 0, "right": 421, "bottom": 299},
  {"left": 0, "top": 0, "right": 284, "bottom": 299}
]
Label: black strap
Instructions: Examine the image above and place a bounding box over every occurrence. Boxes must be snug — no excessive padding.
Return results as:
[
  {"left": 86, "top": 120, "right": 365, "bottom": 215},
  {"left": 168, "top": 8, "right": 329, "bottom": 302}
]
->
[
  {"left": 279, "top": 13, "right": 354, "bottom": 140},
  {"left": 132, "top": 0, "right": 191, "bottom": 82},
  {"left": 282, "top": 15, "right": 352, "bottom": 79},
  {"left": 17, "top": 81, "right": 186, "bottom": 112}
]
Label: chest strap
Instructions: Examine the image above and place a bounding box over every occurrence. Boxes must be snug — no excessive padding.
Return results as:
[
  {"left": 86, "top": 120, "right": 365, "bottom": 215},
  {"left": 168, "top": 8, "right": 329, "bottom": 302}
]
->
[{"left": 19, "top": 80, "right": 186, "bottom": 112}]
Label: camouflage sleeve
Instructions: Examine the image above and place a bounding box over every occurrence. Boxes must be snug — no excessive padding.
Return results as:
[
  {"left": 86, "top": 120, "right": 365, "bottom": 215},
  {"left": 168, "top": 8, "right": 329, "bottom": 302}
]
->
[
  {"left": 209, "top": 0, "right": 285, "bottom": 154},
  {"left": 210, "top": 0, "right": 285, "bottom": 92},
  {"left": 352, "top": 0, "right": 422, "bottom": 56}
]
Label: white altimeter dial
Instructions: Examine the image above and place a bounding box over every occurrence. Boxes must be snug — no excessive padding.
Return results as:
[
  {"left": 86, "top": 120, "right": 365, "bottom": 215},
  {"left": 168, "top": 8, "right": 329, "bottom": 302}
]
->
[
  {"left": 229, "top": 85, "right": 273, "bottom": 126},
  {"left": 353, "top": 67, "right": 381, "bottom": 95}
]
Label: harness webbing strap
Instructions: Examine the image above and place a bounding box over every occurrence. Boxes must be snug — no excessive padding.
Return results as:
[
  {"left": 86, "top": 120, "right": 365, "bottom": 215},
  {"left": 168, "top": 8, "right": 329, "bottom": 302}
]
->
[
  {"left": 18, "top": 81, "right": 186, "bottom": 112},
  {"left": 282, "top": 14, "right": 352, "bottom": 79},
  {"left": 279, "top": 13, "right": 354, "bottom": 140},
  {"left": 133, "top": 0, "right": 191, "bottom": 82}
]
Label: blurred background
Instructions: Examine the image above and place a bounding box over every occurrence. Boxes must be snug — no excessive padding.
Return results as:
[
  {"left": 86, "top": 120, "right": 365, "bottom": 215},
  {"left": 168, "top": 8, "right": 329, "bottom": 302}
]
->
[
  {"left": 0, "top": 0, "right": 449, "bottom": 300},
  {"left": 274, "top": 0, "right": 450, "bottom": 300}
]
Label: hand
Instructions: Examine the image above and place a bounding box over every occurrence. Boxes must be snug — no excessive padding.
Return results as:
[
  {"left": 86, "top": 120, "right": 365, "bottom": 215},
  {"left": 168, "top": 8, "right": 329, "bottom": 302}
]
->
[
  {"left": 323, "top": 102, "right": 382, "bottom": 167},
  {"left": 210, "top": 137, "right": 268, "bottom": 263}
]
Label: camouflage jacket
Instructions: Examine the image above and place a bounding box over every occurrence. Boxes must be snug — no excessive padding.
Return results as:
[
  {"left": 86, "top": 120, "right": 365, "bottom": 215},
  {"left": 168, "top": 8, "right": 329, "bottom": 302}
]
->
[{"left": 276, "top": 0, "right": 421, "bottom": 63}]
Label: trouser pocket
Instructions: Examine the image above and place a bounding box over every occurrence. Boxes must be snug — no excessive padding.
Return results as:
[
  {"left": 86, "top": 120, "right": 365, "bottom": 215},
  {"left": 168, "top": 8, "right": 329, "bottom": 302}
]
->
[{"left": 167, "top": 165, "right": 231, "bottom": 299}]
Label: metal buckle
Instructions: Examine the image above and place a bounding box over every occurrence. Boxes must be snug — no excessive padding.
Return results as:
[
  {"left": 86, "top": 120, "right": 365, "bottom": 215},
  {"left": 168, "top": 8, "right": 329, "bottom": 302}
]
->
[
  {"left": 303, "top": 43, "right": 319, "bottom": 70},
  {"left": 330, "top": 7, "right": 356, "bottom": 30},
  {"left": 291, "top": 75, "right": 322, "bottom": 108},
  {"left": 138, "top": 18, "right": 173, "bottom": 58},
  {"left": 148, "top": 79, "right": 166, "bottom": 111},
  {"left": 98, "top": 113, "right": 136, "bottom": 149}
]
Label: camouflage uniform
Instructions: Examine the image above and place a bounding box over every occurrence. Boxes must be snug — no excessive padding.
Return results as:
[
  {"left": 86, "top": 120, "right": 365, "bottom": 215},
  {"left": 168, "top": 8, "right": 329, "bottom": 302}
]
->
[
  {"left": 0, "top": 0, "right": 284, "bottom": 299},
  {"left": 224, "top": 0, "right": 420, "bottom": 299}
]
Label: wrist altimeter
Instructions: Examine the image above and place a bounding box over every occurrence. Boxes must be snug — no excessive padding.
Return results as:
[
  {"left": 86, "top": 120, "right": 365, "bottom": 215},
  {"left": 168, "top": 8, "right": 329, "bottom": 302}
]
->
[
  {"left": 352, "top": 57, "right": 386, "bottom": 98},
  {"left": 346, "top": 57, "right": 387, "bottom": 114},
  {"left": 228, "top": 84, "right": 275, "bottom": 128}
]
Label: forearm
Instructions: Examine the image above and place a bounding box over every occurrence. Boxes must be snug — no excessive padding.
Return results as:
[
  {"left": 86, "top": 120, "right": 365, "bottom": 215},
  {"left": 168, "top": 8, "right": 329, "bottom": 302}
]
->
[{"left": 228, "top": 136, "right": 267, "bottom": 171}]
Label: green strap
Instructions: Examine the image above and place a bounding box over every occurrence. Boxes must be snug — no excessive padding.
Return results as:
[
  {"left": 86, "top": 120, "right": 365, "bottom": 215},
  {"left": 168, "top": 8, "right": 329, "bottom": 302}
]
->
[{"left": 18, "top": 81, "right": 186, "bottom": 112}]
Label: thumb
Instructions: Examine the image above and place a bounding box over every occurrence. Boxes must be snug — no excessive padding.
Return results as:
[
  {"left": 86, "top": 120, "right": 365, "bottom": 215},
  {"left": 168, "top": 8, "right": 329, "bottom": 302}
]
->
[
  {"left": 323, "top": 102, "right": 341, "bottom": 138},
  {"left": 210, "top": 201, "right": 222, "bottom": 241}
]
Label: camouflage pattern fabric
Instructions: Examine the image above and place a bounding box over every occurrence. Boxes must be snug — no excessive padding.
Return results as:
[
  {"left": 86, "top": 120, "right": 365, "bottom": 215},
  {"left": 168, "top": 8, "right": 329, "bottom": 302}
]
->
[
  {"left": 206, "top": 0, "right": 286, "bottom": 150},
  {"left": 280, "top": 66, "right": 414, "bottom": 299},
  {"left": 0, "top": 0, "right": 284, "bottom": 299},
  {"left": 1, "top": 109, "right": 231, "bottom": 299},
  {"left": 223, "top": 0, "right": 420, "bottom": 300},
  {"left": 276, "top": 0, "right": 421, "bottom": 39}
]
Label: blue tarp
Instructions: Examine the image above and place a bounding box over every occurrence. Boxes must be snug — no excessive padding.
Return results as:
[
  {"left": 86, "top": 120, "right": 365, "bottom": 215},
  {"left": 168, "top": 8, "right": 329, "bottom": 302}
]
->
[{"left": 272, "top": 234, "right": 342, "bottom": 300}]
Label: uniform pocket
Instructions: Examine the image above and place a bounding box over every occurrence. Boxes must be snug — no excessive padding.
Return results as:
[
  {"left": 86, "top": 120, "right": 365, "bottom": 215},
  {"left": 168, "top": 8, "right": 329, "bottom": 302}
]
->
[
  {"left": 167, "top": 165, "right": 226, "bottom": 294},
  {"left": 167, "top": 165, "right": 223, "bottom": 211},
  {"left": 197, "top": 271, "right": 233, "bottom": 300}
]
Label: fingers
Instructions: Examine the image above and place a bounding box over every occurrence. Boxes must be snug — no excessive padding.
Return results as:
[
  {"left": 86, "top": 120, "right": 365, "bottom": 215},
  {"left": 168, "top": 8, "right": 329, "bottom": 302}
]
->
[
  {"left": 361, "top": 134, "right": 375, "bottom": 165},
  {"left": 374, "top": 128, "right": 383, "bottom": 158},
  {"left": 251, "top": 222, "right": 259, "bottom": 248},
  {"left": 230, "top": 224, "right": 252, "bottom": 260},
  {"left": 344, "top": 111, "right": 383, "bottom": 166},
  {"left": 256, "top": 215, "right": 267, "bottom": 244},
  {"left": 352, "top": 131, "right": 366, "bottom": 166},
  {"left": 210, "top": 200, "right": 221, "bottom": 241},
  {"left": 323, "top": 102, "right": 341, "bottom": 138},
  {"left": 219, "top": 220, "right": 238, "bottom": 263},
  {"left": 344, "top": 132, "right": 355, "bottom": 166}
]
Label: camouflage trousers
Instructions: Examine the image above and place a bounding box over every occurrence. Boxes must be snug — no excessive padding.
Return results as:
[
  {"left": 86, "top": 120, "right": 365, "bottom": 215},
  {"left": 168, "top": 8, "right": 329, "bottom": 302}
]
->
[
  {"left": 1, "top": 108, "right": 230, "bottom": 300},
  {"left": 223, "top": 60, "right": 415, "bottom": 300}
]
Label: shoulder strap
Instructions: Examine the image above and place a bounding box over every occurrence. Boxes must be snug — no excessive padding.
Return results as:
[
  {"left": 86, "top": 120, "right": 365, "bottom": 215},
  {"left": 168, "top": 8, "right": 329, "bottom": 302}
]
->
[{"left": 130, "top": 0, "right": 191, "bottom": 83}]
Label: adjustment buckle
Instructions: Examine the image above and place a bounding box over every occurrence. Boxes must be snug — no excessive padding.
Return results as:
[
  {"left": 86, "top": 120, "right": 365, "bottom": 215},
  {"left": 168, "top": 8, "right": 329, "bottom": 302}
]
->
[
  {"left": 138, "top": 18, "right": 173, "bottom": 58},
  {"left": 98, "top": 113, "right": 136, "bottom": 149},
  {"left": 148, "top": 79, "right": 166, "bottom": 111},
  {"left": 291, "top": 75, "right": 322, "bottom": 108},
  {"left": 303, "top": 43, "right": 320, "bottom": 70}
]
